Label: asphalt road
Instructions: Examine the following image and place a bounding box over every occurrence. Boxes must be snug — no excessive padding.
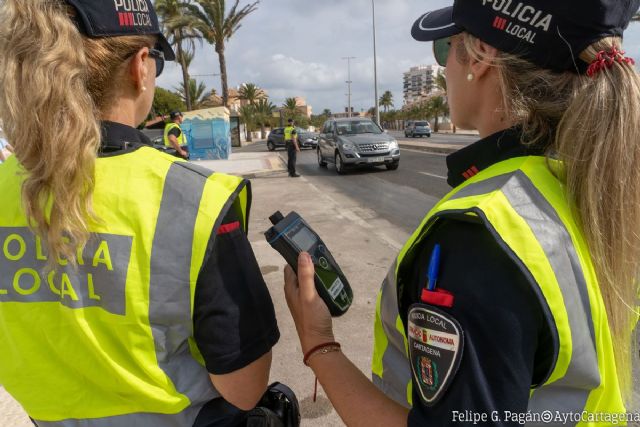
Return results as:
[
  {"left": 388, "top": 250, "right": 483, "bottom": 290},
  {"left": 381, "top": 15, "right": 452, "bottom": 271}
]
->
[{"left": 238, "top": 139, "right": 459, "bottom": 234}]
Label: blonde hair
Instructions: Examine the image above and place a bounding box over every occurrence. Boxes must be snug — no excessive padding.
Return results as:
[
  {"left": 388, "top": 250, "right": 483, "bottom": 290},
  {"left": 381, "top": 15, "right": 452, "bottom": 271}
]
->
[
  {"left": 0, "top": 0, "right": 155, "bottom": 265},
  {"left": 461, "top": 33, "right": 640, "bottom": 399}
]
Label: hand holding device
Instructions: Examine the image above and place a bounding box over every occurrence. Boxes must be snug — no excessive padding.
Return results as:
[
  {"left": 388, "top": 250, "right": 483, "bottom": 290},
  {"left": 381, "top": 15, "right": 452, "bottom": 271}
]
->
[{"left": 266, "top": 211, "right": 353, "bottom": 316}]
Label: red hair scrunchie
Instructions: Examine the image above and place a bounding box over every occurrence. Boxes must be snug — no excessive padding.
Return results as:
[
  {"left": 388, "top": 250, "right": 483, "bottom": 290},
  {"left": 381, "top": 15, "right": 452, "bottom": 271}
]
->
[{"left": 587, "top": 46, "right": 636, "bottom": 77}]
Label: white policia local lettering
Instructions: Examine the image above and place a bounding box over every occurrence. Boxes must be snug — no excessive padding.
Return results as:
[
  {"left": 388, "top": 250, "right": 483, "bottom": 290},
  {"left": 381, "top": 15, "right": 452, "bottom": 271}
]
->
[
  {"left": 481, "top": 0, "right": 553, "bottom": 32},
  {"left": 113, "top": 0, "right": 149, "bottom": 13}
]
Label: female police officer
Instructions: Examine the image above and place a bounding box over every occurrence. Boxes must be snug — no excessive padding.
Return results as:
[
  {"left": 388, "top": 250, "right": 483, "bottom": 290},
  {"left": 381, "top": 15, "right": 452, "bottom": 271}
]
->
[
  {"left": 284, "top": 0, "right": 639, "bottom": 425},
  {"left": 0, "top": 0, "right": 279, "bottom": 425}
]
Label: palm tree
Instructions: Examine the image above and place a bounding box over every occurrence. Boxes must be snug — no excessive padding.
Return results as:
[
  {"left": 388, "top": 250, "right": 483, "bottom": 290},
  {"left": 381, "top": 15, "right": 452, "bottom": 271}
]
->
[
  {"left": 427, "top": 96, "right": 449, "bottom": 133},
  {"left": 322, "top": 109, "right": 332, "bottom": 117},
  {"left": 255, "top": 99, "right": 276, "bottom": 139},
  {"left": 379, "top": 90, "right": 394, "bottom": 112},
  {"left": 156, "top": 0, "right": 204, "bottom": 111},
  {"left": 282, "top": 97, "right": 299, "bottom": 120},
  {"left": 434, "top": 70, "right": 447, "bottom": 92},
  {"left": 432, "top": 70, "right": 454, "bottom": 132},
  {"left": 239, "top": 104, "right": 256, "bottom": 142},
  {"left": 238, "top": 83, "right": 266, "bottom": 106},
  {"left": 195, "top": 0, "right": 260, "bottom": 108},
  {"left": 175, "top": 78, "right": 209, "bottom": 110}
]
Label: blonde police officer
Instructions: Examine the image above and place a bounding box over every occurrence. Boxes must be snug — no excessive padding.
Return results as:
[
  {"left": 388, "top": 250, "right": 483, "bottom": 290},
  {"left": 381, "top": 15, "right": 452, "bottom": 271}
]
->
[
  {"left": 284, "top": 0, "right": 640, "bottom": 425},
  {"left": 0, "top": 0, "right": 279, "bottom": 425}
]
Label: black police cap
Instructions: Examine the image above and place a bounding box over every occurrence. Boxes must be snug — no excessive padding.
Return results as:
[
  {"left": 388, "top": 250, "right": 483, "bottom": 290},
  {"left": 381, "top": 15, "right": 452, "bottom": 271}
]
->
[
  {"left": 170, "top": 111, "right": 183, "bottom": 119},
  {"left": 412, "top": 0, "right": 639, "bottom": 73},
  {"left": 65, "top": 0, "right": 176, "bottom": 61}
]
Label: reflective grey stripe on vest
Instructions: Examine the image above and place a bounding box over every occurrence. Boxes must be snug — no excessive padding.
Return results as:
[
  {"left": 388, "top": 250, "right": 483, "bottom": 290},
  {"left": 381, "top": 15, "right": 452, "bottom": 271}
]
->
[
  {"left": 372, "top": 260, "right": 412, "bottom": 408},
  {"left": 149, "top": 162, "right": 220, "bottom": 407},
  {"left": 36, "top": 162, "right": 220, "bottom": 427},
  {"left": 451, "top": 171, "right": 600, "bottom": 425}
]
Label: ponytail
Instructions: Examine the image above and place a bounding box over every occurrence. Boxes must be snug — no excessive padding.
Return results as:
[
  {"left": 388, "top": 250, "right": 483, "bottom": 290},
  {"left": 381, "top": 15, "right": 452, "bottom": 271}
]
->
[
  {"left": 0, "top": 0, "right": 155, "bottom": 265},
  {"left": 557, "top": 38, "right": 640, "bottom": 398}
]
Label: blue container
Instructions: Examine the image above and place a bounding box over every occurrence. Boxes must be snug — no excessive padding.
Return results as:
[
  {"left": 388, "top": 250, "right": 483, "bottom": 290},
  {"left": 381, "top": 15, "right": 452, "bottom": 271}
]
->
[{"left": 181, "top": 108, "right": 231, "bottom": 160}]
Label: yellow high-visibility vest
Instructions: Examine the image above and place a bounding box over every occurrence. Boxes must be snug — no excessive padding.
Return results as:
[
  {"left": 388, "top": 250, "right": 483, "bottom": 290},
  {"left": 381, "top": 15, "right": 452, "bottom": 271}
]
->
[
  {"left": 0, "top": 147, "right": 250, "bottom": 426},
  {"left": 164, "top": 122, "right": 186, "bottom": 147},
  {"left": 372, "top": 156, "right": 629, "bottom": 424},
  {"left": 284, "top": 125, "right": 296, "bottom": 142}
]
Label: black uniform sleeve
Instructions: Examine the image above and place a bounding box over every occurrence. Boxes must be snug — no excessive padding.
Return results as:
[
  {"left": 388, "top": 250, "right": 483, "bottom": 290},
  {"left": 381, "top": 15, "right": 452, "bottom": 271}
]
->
[
  {"left": 168, "top": 127, "right": 182, "bottom": 139},
  {"left": 193, "top": 201, "right": 280, "bottom": 375},
  {"left": 401, "top": 219, "right": 555, "bottom": 426}
]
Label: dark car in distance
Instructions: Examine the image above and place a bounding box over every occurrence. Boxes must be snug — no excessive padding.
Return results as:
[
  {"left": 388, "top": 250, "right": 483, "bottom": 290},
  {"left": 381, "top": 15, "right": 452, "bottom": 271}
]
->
[{"left": 267, "top": 127, "right": 318, "bottom": 151}]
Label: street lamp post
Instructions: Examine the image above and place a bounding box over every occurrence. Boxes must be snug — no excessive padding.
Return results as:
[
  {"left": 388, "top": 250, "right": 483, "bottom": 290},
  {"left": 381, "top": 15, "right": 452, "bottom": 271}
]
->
[
  {"left": 342, "top": 56, "right": 356, "bottom": 117},
  {"left": 372, "top": 0, "right": 381, "bottom": 127}
]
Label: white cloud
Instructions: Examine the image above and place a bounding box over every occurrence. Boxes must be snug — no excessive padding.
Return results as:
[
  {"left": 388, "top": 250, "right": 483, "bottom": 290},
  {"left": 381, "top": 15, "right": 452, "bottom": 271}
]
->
[{"left": 157, "top": 0, "right": 640, "bottom": 113}]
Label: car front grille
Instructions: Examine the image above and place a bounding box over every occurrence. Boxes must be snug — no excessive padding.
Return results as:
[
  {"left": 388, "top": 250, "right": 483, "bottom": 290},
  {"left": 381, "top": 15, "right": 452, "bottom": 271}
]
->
[
  {"left": 357, "top": 142, "right": 389, "bottom": 153},
  {"left": 359, "top": 152, "right": 391, "bottom": 158}
]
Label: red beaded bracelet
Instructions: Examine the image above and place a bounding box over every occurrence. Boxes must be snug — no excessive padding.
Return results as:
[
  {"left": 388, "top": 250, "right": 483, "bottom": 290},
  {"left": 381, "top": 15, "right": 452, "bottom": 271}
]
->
[{"left": 303, "top": 341, "right": 341, "bottom": 366}]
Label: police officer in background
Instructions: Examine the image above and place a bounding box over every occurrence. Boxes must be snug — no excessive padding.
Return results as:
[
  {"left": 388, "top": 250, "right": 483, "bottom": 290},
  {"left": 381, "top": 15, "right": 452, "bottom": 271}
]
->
[
  {"left": 284, "top": 118, "right": 300, "bottom": 178},
  {"left": 284, "top": 0, "right": 640, "bottom": 425},
  {"left": 0, "top": 0, "right": 279, "bottom": 425},
  {"left": 164, "top": 110, "right": 189, "bottom": 159}
]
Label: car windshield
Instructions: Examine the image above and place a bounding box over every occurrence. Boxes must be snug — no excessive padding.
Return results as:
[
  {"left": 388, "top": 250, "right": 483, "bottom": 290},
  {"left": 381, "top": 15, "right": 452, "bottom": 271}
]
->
[
  {"left": 336, "top": 121, "right": 382, "bottom": 135},
  {"left": 415, "top": 121, "right": 429, "bottom": 127}
]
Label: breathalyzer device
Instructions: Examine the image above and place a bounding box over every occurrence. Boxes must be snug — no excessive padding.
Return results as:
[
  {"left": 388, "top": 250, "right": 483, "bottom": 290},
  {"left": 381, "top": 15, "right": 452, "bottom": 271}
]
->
[{"left": 265, "top": 211, "right": 353, "bottom": 317}]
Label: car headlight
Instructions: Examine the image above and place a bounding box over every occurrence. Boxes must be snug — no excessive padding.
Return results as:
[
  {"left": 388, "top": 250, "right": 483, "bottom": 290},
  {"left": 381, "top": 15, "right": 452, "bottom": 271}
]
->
[
  {"left": 389, "top": 140, "right": 399, "bottom": 150},
  {"left": 342, "top": 142, "right": 356, "bottom": 151}
]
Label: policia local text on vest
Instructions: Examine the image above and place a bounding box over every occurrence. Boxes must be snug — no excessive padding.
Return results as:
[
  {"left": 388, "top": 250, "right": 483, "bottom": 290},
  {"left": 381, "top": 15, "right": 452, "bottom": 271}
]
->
[{"left": 0, "top": 127, "right": 280, "bottom": 426}]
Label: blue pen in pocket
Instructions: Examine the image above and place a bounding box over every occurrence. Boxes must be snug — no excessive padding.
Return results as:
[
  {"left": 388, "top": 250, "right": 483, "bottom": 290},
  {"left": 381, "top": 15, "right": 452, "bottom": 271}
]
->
[{"left": 426, "top": 244, "right": 441, "bottom": 291}]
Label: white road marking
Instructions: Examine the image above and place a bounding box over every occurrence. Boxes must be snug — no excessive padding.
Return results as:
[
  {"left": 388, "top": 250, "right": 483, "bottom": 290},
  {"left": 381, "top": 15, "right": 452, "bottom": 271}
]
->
[
  {"left": 400, "top": 148, "right": 449, "bottom": 157},
  {"left": 418, "top": 171, "right": 447, "bottom": 180}
]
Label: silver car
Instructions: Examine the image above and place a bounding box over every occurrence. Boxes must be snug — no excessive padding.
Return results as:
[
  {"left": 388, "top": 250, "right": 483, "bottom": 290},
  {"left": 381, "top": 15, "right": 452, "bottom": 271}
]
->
[{"left": 317, "top": 118, "right": 400, "bottom": 174}]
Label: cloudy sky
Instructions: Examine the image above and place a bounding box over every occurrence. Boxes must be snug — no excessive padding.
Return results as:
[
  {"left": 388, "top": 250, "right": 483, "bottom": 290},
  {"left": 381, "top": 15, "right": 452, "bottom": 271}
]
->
[{"left": 156, "top": 0, "right": 640, "bottom": 115}]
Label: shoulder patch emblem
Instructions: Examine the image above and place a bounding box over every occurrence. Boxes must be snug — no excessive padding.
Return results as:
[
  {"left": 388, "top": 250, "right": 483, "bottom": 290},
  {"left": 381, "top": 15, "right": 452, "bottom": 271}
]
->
[{"left": 407, "top": 304, "right": 464, "bottom": 406}]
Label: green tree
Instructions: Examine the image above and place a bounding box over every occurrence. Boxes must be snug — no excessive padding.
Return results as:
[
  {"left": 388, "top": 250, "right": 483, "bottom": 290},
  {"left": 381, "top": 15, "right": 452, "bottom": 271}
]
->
[
  {"left": 282, "top": 97, "right": 299, "bottom": 120},
  {"left": 238, "top": 82, "right": 266, "bottom": 106},
  {"left": 427, "top": 96, "right": 449, "bottom": 133},
  {"left": 239, "top": 104, "right": 256, "bottom": 142},
  {"left": 175, "top": 78, "right": 209, "bottom": 110},
  {"left": 156, "top": 0, "right": 204, "bottom": 111},
  {"left": 195, "top": 0, "right": 260, "bottom": 108},
  {"left": 434, "top": 70, "right": 447, "bottom": 92},
  {"left": 322, "top": 108, "right": 332, "bottom": 117},
  {"left": 254, "top": 99, "right": 275, "bottom": 139},
  {"left": 432, "top": 70, "right": 454, "bottom": 132},
  {"left": 152, "top": 87, "right": 186, "bottom": 116},
  {"left": 379, "top": 90, "right": 394, "bottom": 112}
]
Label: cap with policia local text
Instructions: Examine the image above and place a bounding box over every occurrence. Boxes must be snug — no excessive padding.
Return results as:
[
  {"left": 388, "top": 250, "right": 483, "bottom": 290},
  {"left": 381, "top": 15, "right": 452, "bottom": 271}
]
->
[
  {"left": 411, "top": 0, "right": 640, "bottom": 73},
  {"left": 65, "top": 0, "right": 176, "bottom": 61}
]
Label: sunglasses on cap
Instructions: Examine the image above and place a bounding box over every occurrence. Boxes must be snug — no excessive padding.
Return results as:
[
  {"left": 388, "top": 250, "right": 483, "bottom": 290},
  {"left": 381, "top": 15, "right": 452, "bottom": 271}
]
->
[
  {"left": 433, "top": 37, "right": 451, "bottom": 67},
  {"left": 149, "top": 47, "right": 165, "bottom": 77}
]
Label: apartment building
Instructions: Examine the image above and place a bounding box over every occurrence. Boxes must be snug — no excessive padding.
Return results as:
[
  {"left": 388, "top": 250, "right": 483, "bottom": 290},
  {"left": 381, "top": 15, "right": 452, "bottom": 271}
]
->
[{"left": 403, "top": 65, "right": 443, "bottom": 105}]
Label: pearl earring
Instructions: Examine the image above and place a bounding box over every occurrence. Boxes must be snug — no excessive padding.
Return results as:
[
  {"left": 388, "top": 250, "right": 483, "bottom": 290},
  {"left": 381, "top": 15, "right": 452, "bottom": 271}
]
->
[
  {"left": 467, "top": 73, "right": 474, "bottom": 82},
  {"left": 142, "top": 86, "right": 147, "bottom": 92}
]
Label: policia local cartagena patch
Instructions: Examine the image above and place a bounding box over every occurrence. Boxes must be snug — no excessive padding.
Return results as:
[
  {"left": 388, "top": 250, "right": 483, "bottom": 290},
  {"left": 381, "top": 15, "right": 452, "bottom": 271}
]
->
[{"left": 407, "top": 304, "right": 464, "bottom": 406}]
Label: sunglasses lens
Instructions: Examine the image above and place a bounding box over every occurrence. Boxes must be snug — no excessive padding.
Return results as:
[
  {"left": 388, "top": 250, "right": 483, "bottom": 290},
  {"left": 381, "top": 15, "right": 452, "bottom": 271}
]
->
[
  {"left": 433, "top": 38, "right": 451, "bottom": 67},
  {"left": 155, "top": 57, "right": 164, "bottom": 77}
]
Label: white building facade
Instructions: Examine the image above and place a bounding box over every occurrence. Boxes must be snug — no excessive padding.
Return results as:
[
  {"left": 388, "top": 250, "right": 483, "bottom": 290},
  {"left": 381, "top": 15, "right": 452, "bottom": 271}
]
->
[{"left": 403, "top": 65, "right": 444, "bottom": 106}]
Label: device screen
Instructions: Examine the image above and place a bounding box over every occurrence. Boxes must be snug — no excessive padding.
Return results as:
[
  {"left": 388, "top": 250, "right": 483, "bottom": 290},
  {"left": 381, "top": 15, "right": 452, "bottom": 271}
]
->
[{"left": 290, "top": 226, "right": 317, "bottom": 251}]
